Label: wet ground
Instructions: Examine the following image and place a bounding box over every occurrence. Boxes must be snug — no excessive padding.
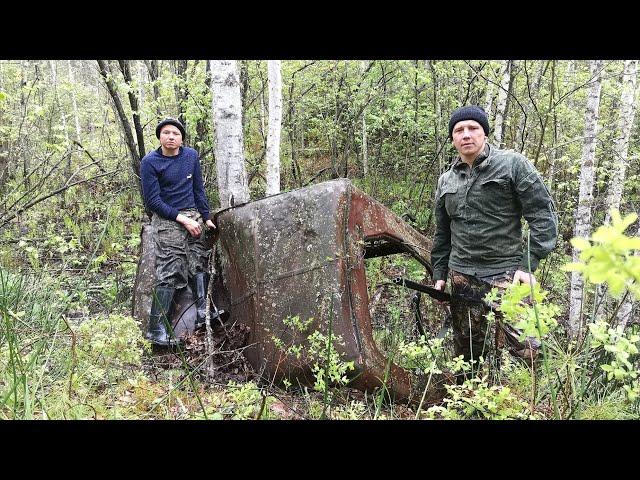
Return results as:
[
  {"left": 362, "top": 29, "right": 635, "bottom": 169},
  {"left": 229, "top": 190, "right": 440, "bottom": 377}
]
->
[{"left": 143, "top": 318, "right": 257, "bottom": 385}]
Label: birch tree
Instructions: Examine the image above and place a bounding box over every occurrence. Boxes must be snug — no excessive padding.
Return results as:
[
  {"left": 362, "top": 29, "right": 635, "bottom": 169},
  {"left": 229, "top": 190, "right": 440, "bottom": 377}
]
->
[
  {"left": 67, "top": 60, "right": 81, "bottom": 140},
  {"left": 49, "top": 61, "right": 70, "bottom": 145},
  {"left": 361, "top": 60, "right": 369, "bottom": 178},
  {"left": 606, "top": 60, "right": 639, "bottom": 328},
  {"left": 210, "top": 60, "right": 249, "bottom": 207},
  {"left": 594, "top": 60, "right": 638, "bottom": 326},
  {"left": 265, "top": 60, "right": 282, "bottom": 196},
  {"left": 484, "top": 63, "right": 496, "bottom": 119},
  {"left": 493, "top": 60, "right": 512, "bottom": 147},
  {"left": 617, "top": 223, "right": 640, "bottom": 328},
  {"left": 604, "top": 60, "right": 638, "bottom": 224},
  {"left": 568, "top": 59, "right": 603, "bottom": 338}
]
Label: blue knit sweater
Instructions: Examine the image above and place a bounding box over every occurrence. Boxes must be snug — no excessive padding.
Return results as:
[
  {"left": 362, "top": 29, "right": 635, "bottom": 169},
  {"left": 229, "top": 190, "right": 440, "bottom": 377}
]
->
[{"left": 140, "top": 146, "right": 210, "bottom": 221}]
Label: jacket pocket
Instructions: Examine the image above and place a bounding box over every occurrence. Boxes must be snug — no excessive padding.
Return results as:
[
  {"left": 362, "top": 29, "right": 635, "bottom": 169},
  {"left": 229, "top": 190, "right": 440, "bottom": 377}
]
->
[
  {"left": 479, "top": 177, "right": 513, "bottom": 212},
  {"left": 439, "top": 184, "right": 459, "bottom": 217}
]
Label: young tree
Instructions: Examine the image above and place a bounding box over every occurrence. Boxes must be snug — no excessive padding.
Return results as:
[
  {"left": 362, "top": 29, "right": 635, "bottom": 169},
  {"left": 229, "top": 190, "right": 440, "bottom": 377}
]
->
[
  {"left": 568, "top": 59, "right": 603, "bottom": 338},
  {"left": 266, "top": 60, "right": 282, "bottom": 196},
  {"left": 67, "top": 60, "right": 81, "bottom": 140},
  {"left": 493, "top": 60, "right": 512, "bottom": 147},
  {"left": 617, "top": 222, "right": 640, "bottom": 328},
  {"left": 605, "top": 60, "right": 639, "bottom": 328},
  {"left": 361, "top": 60, "right": 369, "bottom": 178},
  {"left": 604, "top": 60, "right": 638, "bottom": 223},
  {"left": 210, "top": 60, "right": 249, "bottom": 207}
]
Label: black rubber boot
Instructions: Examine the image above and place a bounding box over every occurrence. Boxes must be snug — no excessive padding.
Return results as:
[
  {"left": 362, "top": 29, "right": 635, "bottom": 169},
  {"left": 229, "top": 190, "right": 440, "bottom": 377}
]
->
[
  {"left": 192, "top": 272, "right": 209, "bottom": 329},
  {"left": 145, "top": 286, "right": 179, "bottom": 346}
]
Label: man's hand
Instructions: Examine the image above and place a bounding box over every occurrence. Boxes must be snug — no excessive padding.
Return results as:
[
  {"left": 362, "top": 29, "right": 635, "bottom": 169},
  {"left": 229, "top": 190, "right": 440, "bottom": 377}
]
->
[
  {"left": 433, "top": 279, "right": 447, "bottom": 305},
  {"left": 205, "top": 218, "right": 216, "bottom": 230},
  {"left": 176, "top": 214, "right": 202, "bottom": 237},
  {"left": 512, "top": 269, "right": 536, "bottom": 285}
]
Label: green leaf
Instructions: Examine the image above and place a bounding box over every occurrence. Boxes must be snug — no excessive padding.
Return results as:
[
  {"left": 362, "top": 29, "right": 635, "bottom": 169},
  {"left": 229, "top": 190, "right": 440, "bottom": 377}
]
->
[
  {"left": 562, "top": 262, "right": 584, "bottom": 272},
  {"left": 570, "top": 237, "right": 591, "bottom": 251}
]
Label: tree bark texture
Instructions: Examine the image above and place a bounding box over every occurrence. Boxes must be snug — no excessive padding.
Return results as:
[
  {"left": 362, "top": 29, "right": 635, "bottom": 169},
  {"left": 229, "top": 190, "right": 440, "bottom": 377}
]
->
[
  {"left": 493, "top": 60, "right": 512, "bottom": 148},
  {"left": 210, "top": 60, "right": 249, "bottom": 207},
  {"left": 67, "top": 60, "right": 81, "bottom": 140},
  {"left": 605, "top": 60, "right": 638, "bottom": 223},
  {"left": 266, "top": 60, "right": 282, "bottom": 196},
  {"left": 568, "top": 59, "right": 603, "bottom": 338}
]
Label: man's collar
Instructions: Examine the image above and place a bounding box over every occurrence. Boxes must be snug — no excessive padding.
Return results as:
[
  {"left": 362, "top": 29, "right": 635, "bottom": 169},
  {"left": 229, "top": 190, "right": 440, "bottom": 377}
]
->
[
  {"left": 157, "top": 145, "right": 183, "bottom": 157},
  {"left": 452, "top": 143, "right": 490, "bottom": 170}
]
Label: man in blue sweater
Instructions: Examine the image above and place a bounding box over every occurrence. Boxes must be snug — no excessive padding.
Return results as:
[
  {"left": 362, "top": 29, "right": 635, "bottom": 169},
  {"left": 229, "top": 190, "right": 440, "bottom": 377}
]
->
[{"left": 141, "top": 118, "right": 216, "bottom": 346}]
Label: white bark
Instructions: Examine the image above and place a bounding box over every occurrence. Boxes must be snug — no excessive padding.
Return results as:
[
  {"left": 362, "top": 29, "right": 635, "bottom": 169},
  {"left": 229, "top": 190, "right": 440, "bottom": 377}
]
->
[
  {"left": 137, "top": 60, "right": 144, "bottom": 113},
  {"left": 605, "top": 60, "right": 638, "bottom": 224},
  {"left": 361, "top": 60, "right": 369, "bottom": 178},
  {"left": 49, "top": 61, "right": 69, "bottom": 144},
  {"left": 618, "top": 223, "right": 640, "bottom": 328},
  {"left": 484, "top": 62, "right": 496, "bottom": 117},
  {"left": 265, "top": 60, "right": 282, "bottom": 196},
  {"left": 568, "top": 59, "right": 603, "bottom": 338},
  {"left": 210, "top": 60, "right": 249, "bottom": 207},
  {"left": 67, "top": 60, "right": 81, "bottom": 139},
  {"left": 598, "top": 60, "right": 638, "bottom": 328},
  {"left": 493, "top": 60, "right": 512, "bottom": 147},
  {"left": 613, "top": 61, "right": 640, "bottom": 328}
]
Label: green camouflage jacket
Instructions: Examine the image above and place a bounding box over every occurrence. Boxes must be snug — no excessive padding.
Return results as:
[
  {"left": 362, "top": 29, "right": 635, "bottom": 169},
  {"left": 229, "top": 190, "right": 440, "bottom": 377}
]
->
[{"left": 431, "top": 143, "right": 558, "bottom": 282}]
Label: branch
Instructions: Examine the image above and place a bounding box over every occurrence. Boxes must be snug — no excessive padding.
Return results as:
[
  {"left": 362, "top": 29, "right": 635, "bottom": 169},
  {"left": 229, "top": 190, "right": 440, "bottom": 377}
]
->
[
  {"left": 71, "top": 140, "right": 107, "bottom": 173},
  {"left": 0, "top": 170, "right": 118, "bottom": 229}
]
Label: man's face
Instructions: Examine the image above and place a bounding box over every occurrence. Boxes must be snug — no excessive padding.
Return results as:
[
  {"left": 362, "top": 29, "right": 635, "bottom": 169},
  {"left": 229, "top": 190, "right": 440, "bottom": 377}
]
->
[
  {"left": 451, "top": 120, "right": 486, "bottom": 158},
  {"left": 159, "top": 125, "right": 183, "bottom": 150}
]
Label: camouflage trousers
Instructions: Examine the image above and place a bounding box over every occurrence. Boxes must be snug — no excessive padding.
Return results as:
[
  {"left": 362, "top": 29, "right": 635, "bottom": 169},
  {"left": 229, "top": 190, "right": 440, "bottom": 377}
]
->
[
  {"left": 449, "top": 270, "right": 541, "bottom": 365},
  {"left": 151, "top": 210, "right": 212, "bottom": 290}
]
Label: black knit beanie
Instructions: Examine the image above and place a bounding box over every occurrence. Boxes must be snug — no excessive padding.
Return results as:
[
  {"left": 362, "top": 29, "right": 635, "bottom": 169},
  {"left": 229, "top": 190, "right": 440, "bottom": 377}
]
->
[
  {"left": 156, "top": 118, "right": 186, "bottom": 139},
  {"left": 448, "top": 105, "right": 489, "bottom": 139}
]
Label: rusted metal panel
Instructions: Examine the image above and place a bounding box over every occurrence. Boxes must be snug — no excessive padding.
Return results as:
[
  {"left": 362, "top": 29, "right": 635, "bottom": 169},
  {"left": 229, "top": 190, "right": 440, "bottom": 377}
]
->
[{"left": 214, "top": 178, "right": 450, "bottom": 403}]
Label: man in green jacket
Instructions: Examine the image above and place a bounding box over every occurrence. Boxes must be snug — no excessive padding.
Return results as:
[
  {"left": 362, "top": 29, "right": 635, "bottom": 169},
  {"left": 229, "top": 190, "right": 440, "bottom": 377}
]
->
[{"left": 432, "top": 105, "right": 557, "bottom": 366}]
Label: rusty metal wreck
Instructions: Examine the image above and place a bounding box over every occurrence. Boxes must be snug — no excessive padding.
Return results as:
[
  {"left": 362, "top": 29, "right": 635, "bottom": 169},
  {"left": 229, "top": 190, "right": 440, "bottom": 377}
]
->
[{"left": 213, "top": 178, "right": 451, "bottom": 403}]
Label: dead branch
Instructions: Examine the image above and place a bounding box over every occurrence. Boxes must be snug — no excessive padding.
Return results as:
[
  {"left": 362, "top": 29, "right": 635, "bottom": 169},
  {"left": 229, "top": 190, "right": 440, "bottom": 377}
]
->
[{"left": 0, "top": 170, "right": 118, "bottom": 230}]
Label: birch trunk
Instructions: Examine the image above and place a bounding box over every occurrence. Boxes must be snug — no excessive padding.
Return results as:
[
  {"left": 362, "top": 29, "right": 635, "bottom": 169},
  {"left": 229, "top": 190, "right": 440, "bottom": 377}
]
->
[
  {"left": 266, "top": 60, "right": 282, "bottom": 196},
  {"left": 493, "top": 60, "right": 512, "bottom": 147},
  {"left": 608, "top": 60, "right": 640, "bottom": 328},
  {"left": 67, "top": 60, "right": 81, "bottom": 140},
  {"left": 361, "top": 60, "right": 369, "bottom": 178},
  {"left": 137, "top": 60, "right": 144, "bottom": 114},
  {"left": 595, "top": 60, "right": 638, "bottom": 325},
  {"left": 484, "top": 64, "right": 496, "bottom": 119},
  {"left": 210, "top": 60, "right": 249, "bottom": 207},
  {"left": 49, "top": 61, "right": 70, "bottom": 144},
  {"left": 618, "top": 223, "right": 640, "bottom": 328},
  {"left": 493, "top": 60, "right": 513, "bottom": 148},
  {"left": 605, "top": 60, "right": 638, "bottom": 223},
  {"left": 568, "top": 59, "right": 603, "bottom": 339}
]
